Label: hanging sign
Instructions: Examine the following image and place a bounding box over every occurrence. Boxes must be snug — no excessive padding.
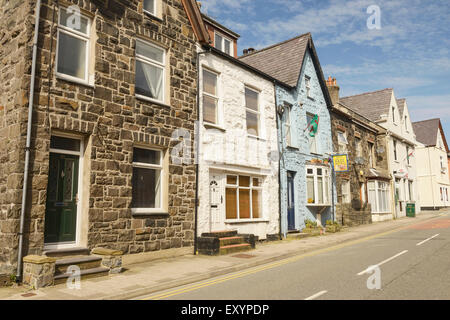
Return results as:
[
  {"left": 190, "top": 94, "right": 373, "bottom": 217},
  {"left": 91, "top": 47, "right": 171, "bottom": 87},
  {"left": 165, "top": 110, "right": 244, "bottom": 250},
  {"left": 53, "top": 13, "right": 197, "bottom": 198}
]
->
[{"left": 333, "top": 154, "right": 349, "bottom": 172}]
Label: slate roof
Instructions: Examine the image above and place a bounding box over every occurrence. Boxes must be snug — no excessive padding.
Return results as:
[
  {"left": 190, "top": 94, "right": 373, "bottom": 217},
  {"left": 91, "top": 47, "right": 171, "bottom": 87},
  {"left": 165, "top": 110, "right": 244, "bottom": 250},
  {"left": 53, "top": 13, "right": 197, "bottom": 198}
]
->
[
  {"left": 340, "top": 88, "right": 393, "bottom": 122},
  {"left": 412, "top": 118, "right": 441, "bottom": 147},
  {"left": 238, "top": 33, "right": 311, "bottom": 87}
]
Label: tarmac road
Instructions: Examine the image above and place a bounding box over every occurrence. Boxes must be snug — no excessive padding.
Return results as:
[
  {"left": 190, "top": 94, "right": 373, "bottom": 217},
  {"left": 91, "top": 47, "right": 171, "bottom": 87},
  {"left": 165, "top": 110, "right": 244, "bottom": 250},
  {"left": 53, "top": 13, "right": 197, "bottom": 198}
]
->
[{"left": 140, "top": 213, "right": 450, "bottom": 300}]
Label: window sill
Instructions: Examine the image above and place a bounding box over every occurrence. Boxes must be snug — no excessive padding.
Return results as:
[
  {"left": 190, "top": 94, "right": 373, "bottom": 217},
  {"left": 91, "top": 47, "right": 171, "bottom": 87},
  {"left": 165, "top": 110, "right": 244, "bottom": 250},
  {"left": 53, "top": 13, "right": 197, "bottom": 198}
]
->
[
  {"left": 248, "top": 135, "right": 266, "bottom": 141},
  {"left": 143, "top": 11, "right": 163, "bottom": 23},
  {"left": 225, "top": 219, "right": 269, "bottom": 224},
  {"left": 136, "top": 94, "right": 170, "bottom": 108},
  {"left": 56, "top": 74, "right": 95, "bottom": 88},
  {"left": 286, "top": 145, "right": 299, "bottom": 150},
  {"left": 204, "top": 122, "right": 226, "bottom": 132},
  {"left": 306, "top": 203, "right": 331, "bottom": 207},
  {"left": 131, "top": 209, "right": 169, "bottom": 217},
  {"left": 307, "top": 96, "right": 315, "bottom": 101}
]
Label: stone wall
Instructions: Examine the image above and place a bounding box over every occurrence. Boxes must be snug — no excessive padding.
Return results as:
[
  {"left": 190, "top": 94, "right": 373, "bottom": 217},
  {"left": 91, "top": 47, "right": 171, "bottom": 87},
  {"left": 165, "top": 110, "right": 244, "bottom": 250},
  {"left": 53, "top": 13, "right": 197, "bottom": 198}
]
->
[
  {"left": 0, "top": 0, "right": 34, "bottom": 275},
  {"left": 1, "top": 0, "right": 200, "bottom": 273},
  {"left": 331, "top": 105, "right": 390, "bottom": 226}
]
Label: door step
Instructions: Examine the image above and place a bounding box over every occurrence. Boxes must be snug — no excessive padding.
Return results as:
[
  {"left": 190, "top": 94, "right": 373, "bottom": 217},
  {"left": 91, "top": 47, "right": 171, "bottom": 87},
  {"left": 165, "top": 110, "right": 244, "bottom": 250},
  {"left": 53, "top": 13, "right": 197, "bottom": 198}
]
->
[
  {"left": 201, "top": 230, "right": 238, "bottom": 238},
  {"left": 54, "top": 256, "right": 103, "bottom": 275},
  {"left": 44, "top": 247, "right": 90, "bottom": 259},
  {"left": 53, "top": 267, "right": 110, "bottom": 285},
  {"left": 219, "top": 236, "right": 243, "bottom": 246},
  {"left": 219, "top": 243, "right": 252, "bottom": 255}
]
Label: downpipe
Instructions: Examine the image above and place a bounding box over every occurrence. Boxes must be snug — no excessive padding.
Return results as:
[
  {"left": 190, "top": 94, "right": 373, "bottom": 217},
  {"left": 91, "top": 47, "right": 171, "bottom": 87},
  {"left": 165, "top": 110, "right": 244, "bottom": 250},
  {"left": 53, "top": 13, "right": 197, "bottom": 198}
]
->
[{"left": 16, "top": 0, "right": 41, "bottom": 282}]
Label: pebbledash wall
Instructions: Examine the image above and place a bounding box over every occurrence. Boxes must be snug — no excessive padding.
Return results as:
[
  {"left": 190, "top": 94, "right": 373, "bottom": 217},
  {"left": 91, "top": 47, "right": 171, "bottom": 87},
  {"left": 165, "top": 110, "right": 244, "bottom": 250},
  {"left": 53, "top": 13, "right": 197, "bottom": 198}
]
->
[
  {"left": 277, "top": 50, "right": 334, "bottom": 237},
  {"left": 197, "top": 50, "right": 279, "bottom": 240},
  {"left": 0, "top": 0, "right": 201, "bottom": 275}
]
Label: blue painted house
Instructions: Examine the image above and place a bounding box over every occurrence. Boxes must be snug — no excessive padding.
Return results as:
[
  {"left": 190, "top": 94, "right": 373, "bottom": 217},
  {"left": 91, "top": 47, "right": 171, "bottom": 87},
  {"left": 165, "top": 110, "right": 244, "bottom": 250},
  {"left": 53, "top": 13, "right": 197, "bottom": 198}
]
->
[{"left": 240, "top": 33, "right": 335, "bottom": 237}]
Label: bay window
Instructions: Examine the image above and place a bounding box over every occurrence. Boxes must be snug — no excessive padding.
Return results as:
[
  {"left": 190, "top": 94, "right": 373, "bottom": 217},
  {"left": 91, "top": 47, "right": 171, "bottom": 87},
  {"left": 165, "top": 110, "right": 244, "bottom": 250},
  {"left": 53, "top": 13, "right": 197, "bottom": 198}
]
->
[
  {"left": 132, "top": 148, "right": 164, "bottom": 213},
  {"left": 226, "top": 175, "right": 262, "bottom": 220},
  {"left": 135, "top": 40, "right": 166, "bottom": 103},
  {"left": 306, "top": 166, "right": 331, "bottom": 205},
  {"left": 56, "top": 7, "right": 91, "bottom": 83},
  {"left": 368, "top": 180, "right": 390, "bottom": 213}
]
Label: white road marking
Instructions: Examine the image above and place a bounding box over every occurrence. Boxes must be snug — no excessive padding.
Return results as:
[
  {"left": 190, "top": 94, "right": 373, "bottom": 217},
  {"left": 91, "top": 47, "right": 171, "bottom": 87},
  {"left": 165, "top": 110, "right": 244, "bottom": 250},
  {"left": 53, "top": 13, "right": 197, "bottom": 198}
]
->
[
  {"left": 357, "top": 250, "right": 408, "bottom": 275},
  {"left": 305, "top": 290, "right": 328, "bottom": 300},
  {"left": 416, "top": 234, "right": 439, "bottom": 246}
]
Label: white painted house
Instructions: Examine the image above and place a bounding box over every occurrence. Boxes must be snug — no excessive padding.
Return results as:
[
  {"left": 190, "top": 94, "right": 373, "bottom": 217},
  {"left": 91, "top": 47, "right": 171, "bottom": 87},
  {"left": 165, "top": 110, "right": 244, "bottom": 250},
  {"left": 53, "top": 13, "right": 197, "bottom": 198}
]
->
[{"left": 196, "top": 18, "right": 279, "bottom": 240}]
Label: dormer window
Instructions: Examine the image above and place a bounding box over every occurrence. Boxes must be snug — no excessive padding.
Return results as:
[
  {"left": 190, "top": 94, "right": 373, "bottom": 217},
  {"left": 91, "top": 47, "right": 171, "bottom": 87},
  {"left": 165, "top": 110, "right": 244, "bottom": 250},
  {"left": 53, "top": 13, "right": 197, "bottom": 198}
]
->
[{"left": 214, "top": 32, "right": 233, "bottom": 56}]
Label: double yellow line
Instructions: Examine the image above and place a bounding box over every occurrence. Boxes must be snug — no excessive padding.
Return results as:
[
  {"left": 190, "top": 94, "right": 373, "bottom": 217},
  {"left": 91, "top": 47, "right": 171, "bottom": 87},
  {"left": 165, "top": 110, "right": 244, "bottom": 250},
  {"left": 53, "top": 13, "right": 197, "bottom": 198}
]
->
[{"left": 141, "top": 226, "right": 407, "bottom": 300}]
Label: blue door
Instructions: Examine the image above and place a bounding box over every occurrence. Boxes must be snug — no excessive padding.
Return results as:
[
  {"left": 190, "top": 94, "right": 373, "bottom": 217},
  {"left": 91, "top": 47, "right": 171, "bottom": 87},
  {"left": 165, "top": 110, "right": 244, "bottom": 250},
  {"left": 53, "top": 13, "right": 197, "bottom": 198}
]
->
[{"left": 287, "top": 172, "right": 296, "bottom": 231}]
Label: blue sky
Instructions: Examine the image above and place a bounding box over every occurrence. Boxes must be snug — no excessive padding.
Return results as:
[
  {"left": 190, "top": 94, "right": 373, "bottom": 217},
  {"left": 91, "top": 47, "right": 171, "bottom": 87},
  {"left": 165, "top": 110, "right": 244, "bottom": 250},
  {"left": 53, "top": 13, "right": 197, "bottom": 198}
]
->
[{"left": 200, "top": 0, "right": 450, "bottom": 142}]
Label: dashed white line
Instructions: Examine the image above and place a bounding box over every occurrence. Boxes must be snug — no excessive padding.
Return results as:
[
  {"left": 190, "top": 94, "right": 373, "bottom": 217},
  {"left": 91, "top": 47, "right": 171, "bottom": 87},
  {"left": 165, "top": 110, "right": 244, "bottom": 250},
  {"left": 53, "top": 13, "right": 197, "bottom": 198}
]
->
[
  {"left": 357, "top": 250, "right": 408, "bottom": 275},
  {"left": 416, "top": 234, "right": 439, "bottom": 246},
  {"left": 305, "top": 290, "right": 328, "bottom": 300}
]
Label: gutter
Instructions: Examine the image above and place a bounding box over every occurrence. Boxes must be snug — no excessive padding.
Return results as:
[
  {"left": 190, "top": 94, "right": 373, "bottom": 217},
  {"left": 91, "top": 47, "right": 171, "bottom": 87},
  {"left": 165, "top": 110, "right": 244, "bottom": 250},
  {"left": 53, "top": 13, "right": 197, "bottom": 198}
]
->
[
  {"left": 193, "top": 46, "right": 210, "bottom": 255},
  {"left": 17, "top": 0, "right": 41, "bottom": 281}
]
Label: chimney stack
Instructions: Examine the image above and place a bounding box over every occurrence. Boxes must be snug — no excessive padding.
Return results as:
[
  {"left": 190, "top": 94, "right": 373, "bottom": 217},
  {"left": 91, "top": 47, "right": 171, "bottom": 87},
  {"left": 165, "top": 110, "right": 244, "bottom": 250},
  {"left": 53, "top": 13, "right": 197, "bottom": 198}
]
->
[
  {"left": 326, "top": 76, "right": 339, "bottom": 106},
  {"left": 242, "top": 48, "right": 255, "bottom": 55}
]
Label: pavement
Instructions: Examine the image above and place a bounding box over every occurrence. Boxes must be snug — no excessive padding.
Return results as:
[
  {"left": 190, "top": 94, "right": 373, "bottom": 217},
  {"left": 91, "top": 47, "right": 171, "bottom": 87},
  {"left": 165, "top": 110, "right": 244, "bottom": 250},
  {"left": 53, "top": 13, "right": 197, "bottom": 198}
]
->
[{"left": 1, "top": 209, "right": 447, "bottom": 300}]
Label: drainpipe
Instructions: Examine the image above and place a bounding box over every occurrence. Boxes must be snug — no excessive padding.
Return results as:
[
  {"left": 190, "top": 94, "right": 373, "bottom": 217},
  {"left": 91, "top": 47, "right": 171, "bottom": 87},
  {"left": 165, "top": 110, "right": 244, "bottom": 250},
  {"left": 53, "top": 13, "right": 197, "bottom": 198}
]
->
[
  {"left": 17, "top": 0, "right": 42, "bottom": 282},
  {"left": 274, "top": 83, "right": 282, "bottom": 241},
  {"left": 193, "top": 47, "right": 210, "bottom": 255}
]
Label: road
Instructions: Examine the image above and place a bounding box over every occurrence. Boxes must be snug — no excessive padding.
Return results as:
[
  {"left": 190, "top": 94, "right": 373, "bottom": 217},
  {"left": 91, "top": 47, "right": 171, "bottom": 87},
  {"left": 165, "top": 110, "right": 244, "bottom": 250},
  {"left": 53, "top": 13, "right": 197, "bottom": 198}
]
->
[{"left": 138, "top": 213, "right": 450, "bottom": 300}]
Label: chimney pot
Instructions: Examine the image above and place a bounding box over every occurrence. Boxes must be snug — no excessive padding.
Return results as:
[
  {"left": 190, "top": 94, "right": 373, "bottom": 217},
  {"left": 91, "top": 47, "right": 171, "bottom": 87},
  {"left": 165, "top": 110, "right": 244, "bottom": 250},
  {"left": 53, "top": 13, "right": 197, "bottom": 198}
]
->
[{"left": 243, "top": 49, "right": 248, "bottom": 55}]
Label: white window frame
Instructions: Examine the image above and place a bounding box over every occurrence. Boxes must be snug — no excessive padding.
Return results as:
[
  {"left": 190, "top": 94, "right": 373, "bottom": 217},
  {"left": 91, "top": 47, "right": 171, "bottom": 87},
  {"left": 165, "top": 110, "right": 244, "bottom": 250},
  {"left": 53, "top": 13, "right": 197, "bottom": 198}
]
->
[
  {"left": 305, "top": 76, "right": 311, "bottom": 98},
  {"left": 306, "top": 166, "right": 331, "bottom": 206},
  {"left": 307, "top": 113, "right": 318, "bottom": 154},
  {"left": 337, "top": 130, "right": 348, "bottom": 153},
  {"left": 341, "top": 179, "right": 351, "bottom": 204},
  {"left": 368, "top": 180, "right": 391, "bottom": 213},
  {"left": 135, "top": 39, "right": 166, "bottom": 104},
  {"left": 214, "top": 31, "right": 233, "bottom": 56},
  {"left": 393, "top": 139, "right": 398, "bottom": 161},
  {"left": 56, "top": 7, "right": 91, "bottom": 85},
  {"left": 201, "top": 68, "right": 220, "bottom": 125},
  {"left": 225, "top": 175, "right": 263, "bottom": 221},
  {"left": 131, "top": 147, "right": 165, "bottom": 214},
  {"left": 355, "top": 137, "right": 362, "bottom": 157},
  {"left": 285, "top": 104, "right": 293, "bottom": 147},
  {"left": 143, "top": 0, "right": 157, "bottom": 16},
  {"left": 368, "top": 142, "right": 375, "bottom": 168},
  {"left": 245, "top": 86, "right": 260, "bottom": 138}
]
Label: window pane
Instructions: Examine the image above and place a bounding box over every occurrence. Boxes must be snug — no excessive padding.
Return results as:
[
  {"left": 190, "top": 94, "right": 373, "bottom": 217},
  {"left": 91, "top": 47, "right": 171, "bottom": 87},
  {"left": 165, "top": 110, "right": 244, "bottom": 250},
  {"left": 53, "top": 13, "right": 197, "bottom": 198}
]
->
[
  {"left": 57, "top": 32, "right": 86, "bottom": 79},
  {"left": 252, "top": 190, "right": 261, "bottom": 218},
  {"left": 50, "top": 136, "right": 80, "bottom": 151},
  {"left": 307, "top": 176, "right": 315, "bottom": 203},
  {"left": 143, "top": 0, "right": 155, "bottom": 14},
  {"left": 324, "top": 177, "right": 329, "bottom": 203},
  {"left": 318, "top": 177, "right": 323, "bottom": 204},
  {"left": 203, "top": 70, "right": 217, "bottom": 96},
  {"left": 132, "top": 167, "right": 161, "bottom": 208},
  {"left": 227, "top": 176, "right": 237, "bottom": 185},
  {"left": 309, "top": 135, "right": 317, "bottom": 153},
  {"left": 317, "top": 168, "right": 323, "bottom": 176},
  {"left": 245, "top": 88, "right": 258, "bottom": 111},
  {"left": 226, "top": 188, "right": 237, "bottom": 219},
  {"left": 203, "top": 95, "right": 217, "bottom": 124},
  {"left": 224, "top": 39, "right": 231, "bottom": 55},
  {"left": 253, "top": 178, "right": 260, "bottom": 187},
  {"left": 136, "top": 60, "right": 164, "bottom": 101},
  {"left": 136, "top": 41, "right": 164, "bottom": 63},
  {"left": 214, "top": 34, "right": 222, "bottom": 51},
  {"left": 239, "top": 189, "right": 250, "bottom": 219},
  {"left": 60, "top": 7, "right": 88, "bottom": 34},
  {"left": 246, "top": 111, "right": 259, "bottom": 136},
  {"left": 239, "top": 176, "right": 250, "bottom": 187},
  {"left": 133, "top": 148, "right": 161, "bottom": 165}
]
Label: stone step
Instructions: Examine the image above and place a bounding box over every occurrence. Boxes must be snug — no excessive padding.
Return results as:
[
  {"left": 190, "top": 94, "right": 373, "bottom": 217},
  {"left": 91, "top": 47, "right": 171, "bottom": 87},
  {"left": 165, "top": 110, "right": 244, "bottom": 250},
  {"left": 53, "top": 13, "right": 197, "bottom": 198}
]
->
[
  {"left": 53, "top": 267, "right": 110, "bottom": 285},
  {"left": 44, "top": 247, "right": 90, "bottom": 259},
  {"left": 201, "top": 230, "right": 238, "bottom": 238},
  {"left": 219, "top": 236, "right": 244, "bottom": 246},
  {"left": 219, "top": 243, "right": 252, "bottom": 255},
  {"left": 54, "top": 256, "right": 103, "bottom": 275},
  {"left": 286, "top": 232, "right": 311, "bottom": 240}
]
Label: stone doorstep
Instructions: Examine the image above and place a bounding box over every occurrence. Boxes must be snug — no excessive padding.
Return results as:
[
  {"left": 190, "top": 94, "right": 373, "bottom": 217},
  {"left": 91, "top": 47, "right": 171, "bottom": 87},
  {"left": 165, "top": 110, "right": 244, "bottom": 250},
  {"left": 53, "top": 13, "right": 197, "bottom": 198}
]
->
[
  {"left": 286, "top": 233, "right": 312, "bottom": 240},
  {"left": 219, "top": 236, "right": 244, "bottom": 246},
  {"left": 54, "top": 256, "right": 103, "bottom": 275},
  {"left": 201, "top": 230, "right": 239, "bottom": 238},
  {"left": 53, "top": 267, "right": 110, "bottom": 285},
  {"left": 91, "top": 247, "right": 123, "bottom": 256},
  {"left": 43, "top": 247, "right": 90, "bottom": 258}
]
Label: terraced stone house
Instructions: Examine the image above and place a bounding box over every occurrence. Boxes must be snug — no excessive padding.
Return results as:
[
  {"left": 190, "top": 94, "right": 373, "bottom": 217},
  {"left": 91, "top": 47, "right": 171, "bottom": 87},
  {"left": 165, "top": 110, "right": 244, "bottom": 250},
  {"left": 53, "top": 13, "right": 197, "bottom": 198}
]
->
[{"left": 0, "top": 0, "right": 209, "bottom": 281}]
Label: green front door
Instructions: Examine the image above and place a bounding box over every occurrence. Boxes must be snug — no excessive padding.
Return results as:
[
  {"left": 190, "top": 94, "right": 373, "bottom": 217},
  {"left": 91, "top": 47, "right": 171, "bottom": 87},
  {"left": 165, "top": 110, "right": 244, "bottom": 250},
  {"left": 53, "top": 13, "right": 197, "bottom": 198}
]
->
[{"left": 44, "top": 153, "right": 79, "bottom": 244}]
